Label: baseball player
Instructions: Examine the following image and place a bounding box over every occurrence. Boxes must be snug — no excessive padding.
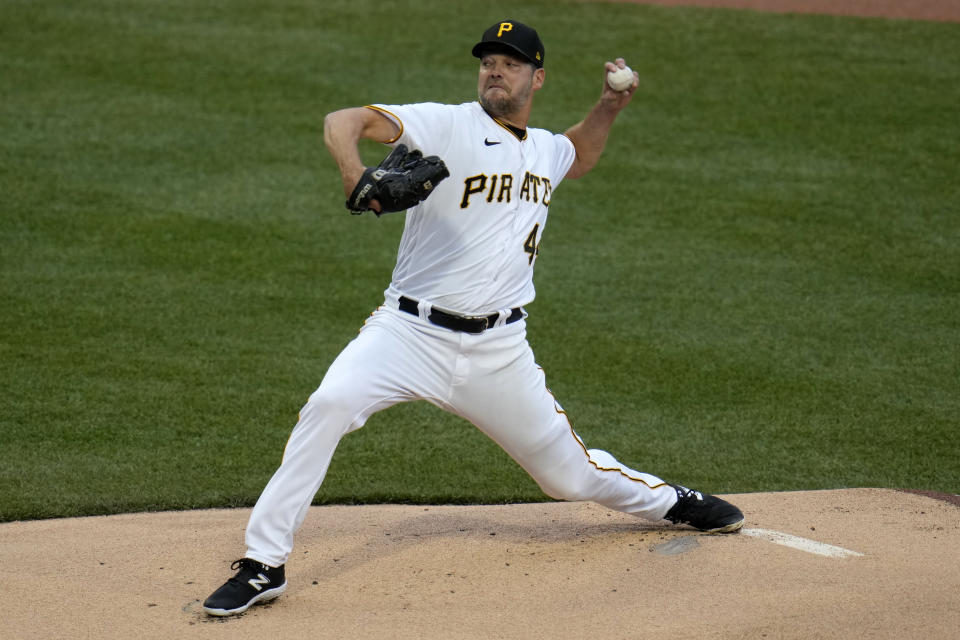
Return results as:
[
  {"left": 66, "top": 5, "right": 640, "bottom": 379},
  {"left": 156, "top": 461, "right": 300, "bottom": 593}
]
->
[{"left": 203, "top": 19, "right": 744, "bottom": 617}]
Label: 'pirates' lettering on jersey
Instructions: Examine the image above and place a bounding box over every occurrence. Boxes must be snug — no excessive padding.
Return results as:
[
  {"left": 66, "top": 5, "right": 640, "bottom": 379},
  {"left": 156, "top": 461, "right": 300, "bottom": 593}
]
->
[{"left": 460, "top": 171, "right": 552, "bottom": 209}]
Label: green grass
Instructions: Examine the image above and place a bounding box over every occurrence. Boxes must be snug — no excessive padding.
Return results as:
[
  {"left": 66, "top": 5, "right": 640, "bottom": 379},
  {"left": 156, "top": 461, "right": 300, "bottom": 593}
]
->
[{"left": 1, "top": 0, "right": 958, "bottom": 521}]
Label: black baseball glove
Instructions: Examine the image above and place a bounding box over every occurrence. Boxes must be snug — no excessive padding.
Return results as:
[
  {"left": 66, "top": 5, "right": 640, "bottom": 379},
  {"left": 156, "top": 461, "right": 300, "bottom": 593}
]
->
[{"left": 346, "top": 144, "right": 450, "bottom": 215}]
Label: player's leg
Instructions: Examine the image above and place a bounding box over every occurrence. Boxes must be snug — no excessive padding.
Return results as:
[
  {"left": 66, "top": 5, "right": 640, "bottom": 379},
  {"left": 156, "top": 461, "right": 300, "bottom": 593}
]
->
[
  {"left": 243, "top": 307, "right": 452, "bottom": 568},
  {"left": 450, "top": 322, "right": 741, "bottom": 529},
  {"left": 468, "top": 388, "right": 675, "bottom": 520},
  {"left": 446, "top": 322, "right": 673, "bottom": 520},
  {"left": 205, "top": 307, "right": 458, "bottom": 616}
]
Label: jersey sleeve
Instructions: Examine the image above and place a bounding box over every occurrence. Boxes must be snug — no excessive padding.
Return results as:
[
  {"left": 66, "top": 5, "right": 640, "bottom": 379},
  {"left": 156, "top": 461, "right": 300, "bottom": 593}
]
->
[
  {"left": 366, "top": 102, "right": 455, "bottom": 156},
  {"left": 552, "top": 133, "right": 577, "bottom": 183}
]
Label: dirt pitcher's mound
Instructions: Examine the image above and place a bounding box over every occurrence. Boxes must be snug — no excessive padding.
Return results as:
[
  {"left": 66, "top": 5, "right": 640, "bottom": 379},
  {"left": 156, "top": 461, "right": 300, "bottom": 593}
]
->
[{"left": 2, "top": 489, "right": 958, "bottom": 639}]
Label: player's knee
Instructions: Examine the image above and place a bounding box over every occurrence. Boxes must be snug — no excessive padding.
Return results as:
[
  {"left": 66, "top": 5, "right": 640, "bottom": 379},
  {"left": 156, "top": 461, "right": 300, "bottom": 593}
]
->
[
  {"left": 300, "top": 386, "right": 360, "bottom": 433},
  {"left": 535, "top": 475, "right": 593, "bottom": 503}
]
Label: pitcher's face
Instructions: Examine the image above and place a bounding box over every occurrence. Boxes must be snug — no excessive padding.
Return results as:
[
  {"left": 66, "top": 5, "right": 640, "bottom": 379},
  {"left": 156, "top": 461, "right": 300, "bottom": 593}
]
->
[{"left": 477, "top": 52, "right": 544, "bottom": 118}]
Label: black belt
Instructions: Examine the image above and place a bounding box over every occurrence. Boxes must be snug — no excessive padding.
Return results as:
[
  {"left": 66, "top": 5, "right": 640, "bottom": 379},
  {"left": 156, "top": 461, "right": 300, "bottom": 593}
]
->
[{"left": 398, "top": 296, "right": 523, "bottom": 334}]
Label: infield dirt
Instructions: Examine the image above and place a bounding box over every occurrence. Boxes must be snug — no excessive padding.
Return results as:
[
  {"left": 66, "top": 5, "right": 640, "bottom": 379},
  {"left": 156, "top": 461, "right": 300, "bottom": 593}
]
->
[{"left": 2, "top": 489, "right": 959, "bottom": 639}]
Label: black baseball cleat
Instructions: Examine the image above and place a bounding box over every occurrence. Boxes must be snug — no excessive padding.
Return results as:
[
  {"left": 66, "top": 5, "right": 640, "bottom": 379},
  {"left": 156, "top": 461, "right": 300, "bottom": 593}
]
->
[
  {"left": 203, "top": 558, "right": 287, "bottom": 617},
  {"left": 663, "top": 484, "right": 745, "bottom": 533}
]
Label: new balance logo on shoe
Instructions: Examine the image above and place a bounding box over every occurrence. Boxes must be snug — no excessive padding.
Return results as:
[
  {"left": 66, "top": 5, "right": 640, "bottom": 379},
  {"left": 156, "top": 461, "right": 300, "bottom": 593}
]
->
[{"left": 248, "top": 573, "right": 270, "bottom": 592}]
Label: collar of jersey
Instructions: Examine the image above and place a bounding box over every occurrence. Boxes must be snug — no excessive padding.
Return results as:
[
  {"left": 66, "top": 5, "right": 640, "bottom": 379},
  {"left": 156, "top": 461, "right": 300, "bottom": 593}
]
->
[{"left": 479, "top": 103, "right": 527, "bottom": 141}]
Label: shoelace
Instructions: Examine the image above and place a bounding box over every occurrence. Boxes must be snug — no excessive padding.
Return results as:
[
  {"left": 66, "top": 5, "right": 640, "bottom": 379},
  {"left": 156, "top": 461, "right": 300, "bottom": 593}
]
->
[
  {"left": 227, "top": 558, "right": 265, "bottom": 585},
  {"left": 676, "top": 486, "right": 704, "bottom": 502}
]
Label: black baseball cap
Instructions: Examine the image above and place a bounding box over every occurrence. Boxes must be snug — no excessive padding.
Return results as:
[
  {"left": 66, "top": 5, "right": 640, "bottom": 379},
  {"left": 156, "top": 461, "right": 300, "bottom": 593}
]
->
[{"left": 471, "top": 20, "right": 544, "bottom": 68}]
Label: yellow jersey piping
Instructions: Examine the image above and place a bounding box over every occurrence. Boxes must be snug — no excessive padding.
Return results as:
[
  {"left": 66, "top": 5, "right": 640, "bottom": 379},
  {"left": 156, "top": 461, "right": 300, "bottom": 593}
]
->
[
  {"left": 364, "top": 105, "right": 404, "bottom": 144},
  {"left": 491, "top": 115, "right": 527, "bottom": 141},
  {"left": 541, "top": 376, "right": 667, "bottom": 490}
]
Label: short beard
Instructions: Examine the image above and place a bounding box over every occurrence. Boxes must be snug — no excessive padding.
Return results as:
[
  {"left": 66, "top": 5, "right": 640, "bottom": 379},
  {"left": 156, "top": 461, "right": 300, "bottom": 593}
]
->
[
  {"left": 479, "top": 92, "right": 516, "bottom": 118},
  {"left": 479, "top": 77, "right": 533, "bottom": 119}
]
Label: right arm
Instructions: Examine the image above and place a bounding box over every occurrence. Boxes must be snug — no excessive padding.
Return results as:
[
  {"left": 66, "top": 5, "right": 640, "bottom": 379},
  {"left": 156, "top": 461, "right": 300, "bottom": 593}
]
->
[
  {"left": 563, "top": 58, "right": 638, "bottom": 180},
  {"left": 323, "top": 107, "right": 401, "bottom": 208}
]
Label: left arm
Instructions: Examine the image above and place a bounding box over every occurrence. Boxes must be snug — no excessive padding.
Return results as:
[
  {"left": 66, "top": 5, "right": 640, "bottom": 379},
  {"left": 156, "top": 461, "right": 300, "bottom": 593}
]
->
[{"left": 564, "top": 58, "right": 639, "bottom": 180}]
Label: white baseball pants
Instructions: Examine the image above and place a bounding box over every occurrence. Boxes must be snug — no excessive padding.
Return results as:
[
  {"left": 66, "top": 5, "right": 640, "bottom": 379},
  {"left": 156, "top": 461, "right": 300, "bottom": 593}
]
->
[{"left": 244, "top": 302, "right": 676, "bottom": 567}]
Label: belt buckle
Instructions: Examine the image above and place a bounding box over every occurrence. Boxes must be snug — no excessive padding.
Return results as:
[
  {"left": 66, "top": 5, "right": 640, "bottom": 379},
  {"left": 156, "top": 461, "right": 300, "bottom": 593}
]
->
[{"left": 465, "top": 315, "right": 488, "bottom": 333}]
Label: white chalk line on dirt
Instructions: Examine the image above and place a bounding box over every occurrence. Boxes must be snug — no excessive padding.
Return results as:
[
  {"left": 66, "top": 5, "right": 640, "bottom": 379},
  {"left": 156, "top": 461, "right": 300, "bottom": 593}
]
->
[{"left": 742, "top": 528, "right": 864, "bottom": 558}]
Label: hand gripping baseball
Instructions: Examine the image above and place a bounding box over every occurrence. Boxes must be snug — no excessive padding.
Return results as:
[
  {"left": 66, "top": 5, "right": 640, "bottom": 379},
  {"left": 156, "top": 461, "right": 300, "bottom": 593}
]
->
[{"left": 346, "top": 144, "right": 450, "bottom": 215}]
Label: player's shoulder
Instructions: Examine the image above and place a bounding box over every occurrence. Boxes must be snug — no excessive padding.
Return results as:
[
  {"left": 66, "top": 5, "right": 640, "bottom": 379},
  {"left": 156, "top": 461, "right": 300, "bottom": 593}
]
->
[
  {"left": 372, "top": 101, "right": 474, "bottom": 128},
  {"left": 525, "top": 124, "right": 558, "bottom": 139},
  {"left": 526, "top": 124, "right": 571, "bottom": 150},
  {"left": 374, "top": 101, "right": 469, "bottom": 114},
  {"left": 416, "top": 101, "right": 493, "bottom": 128}
]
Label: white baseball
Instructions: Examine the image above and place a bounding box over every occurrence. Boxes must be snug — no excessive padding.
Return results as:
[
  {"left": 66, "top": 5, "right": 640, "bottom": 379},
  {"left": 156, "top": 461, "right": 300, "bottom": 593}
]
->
[{"left": 606, "top": 65, "right": 634, "bottom": 92}]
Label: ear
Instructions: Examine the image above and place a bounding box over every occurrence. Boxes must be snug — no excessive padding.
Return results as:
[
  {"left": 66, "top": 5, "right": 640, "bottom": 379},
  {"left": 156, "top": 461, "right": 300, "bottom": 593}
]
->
[{"left": 532, "top": 67, "right": 545, "bottom": 90}]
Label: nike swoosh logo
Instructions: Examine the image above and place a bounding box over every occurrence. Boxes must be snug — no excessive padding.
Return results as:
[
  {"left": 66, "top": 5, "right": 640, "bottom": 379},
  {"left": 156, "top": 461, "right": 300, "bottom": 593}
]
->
[{"left": 484, "top": 139, "right": 501, "bottom": 146}]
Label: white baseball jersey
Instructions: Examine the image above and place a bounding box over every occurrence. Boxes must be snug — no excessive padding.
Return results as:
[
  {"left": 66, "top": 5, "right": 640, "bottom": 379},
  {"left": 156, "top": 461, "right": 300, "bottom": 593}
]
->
[{"left": 369, "top": 101, "right": 577, "bottom": 315}]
